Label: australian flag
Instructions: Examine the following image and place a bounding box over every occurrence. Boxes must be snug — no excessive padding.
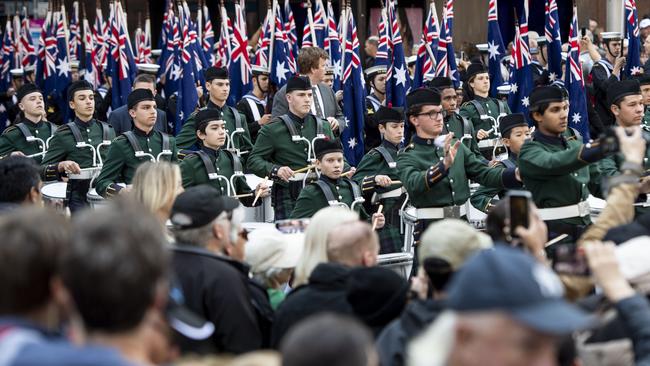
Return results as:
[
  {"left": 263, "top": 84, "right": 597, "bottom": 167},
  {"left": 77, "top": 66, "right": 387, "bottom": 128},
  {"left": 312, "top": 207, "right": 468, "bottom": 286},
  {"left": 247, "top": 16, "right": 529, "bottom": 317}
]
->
[
  {"left": 270, "top": 3, "right": 293, "bottom": 88},
  {"left": 109, "top": 2, "right": 136, "bottom": 110},
  {"left": 385, "top": 0, "right": 410, "bottom": 108},
  {"left": 507, "top": 2, "right": 533, "bottom": 123},
  {"left": 443, "top": 0, "right": 459, "bottom": 88},
  {"left": 413, "top": 2, "right": 438, "bottom": 89},
  {"left": 284, "top": 0, "right": 299, "bottom": 65},
  {"left": 202, "top": 2, "right": 215, "bottom": 66},
  {"left": 19, "top": 7, "right": 35, "bottom": 68},
  {"left": 228, "top": 0, "right": 252, "bottom": 106},
  {"left": 54, "top": 12, "right": 71, "bottom": 120},
  {"left": 624, "top": 0, "right": 642, "bottom": 76},
  {"left": 313, "top": 0, "right": 327, "bottom": 48},
  {"left": 1, "top": 19, "right": 15, "bottom": 93},
  {"left": 565, "top": 5, "right": 590, "bottom": 142},
  {"left": 374, "top": 8, "right": 389, "bottom": 68},
  {"left": 177, "top": 8, "right": 199, "bottom": 134},
  {"left": 341, "top": 8, "right": 366, "bottom": 165},
  {"left": 487, "top": 0, "right": 505, "bottom": 97},
  {"left": 69, "top": 1, "right": 82, "bottom": 61},
  {"left": 325, "top": 0, "right": 341, "bottom": 91},
  {"left": 545, "top": 0, "right": 563, "bottom": 82}
]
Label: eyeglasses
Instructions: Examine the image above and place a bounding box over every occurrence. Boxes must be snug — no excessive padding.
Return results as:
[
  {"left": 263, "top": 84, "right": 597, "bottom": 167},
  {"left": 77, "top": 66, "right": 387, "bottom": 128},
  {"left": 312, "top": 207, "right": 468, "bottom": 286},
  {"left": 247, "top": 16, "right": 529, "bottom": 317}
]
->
[{"left": 415, "top": 110, "right": 443, "bottom": 120}]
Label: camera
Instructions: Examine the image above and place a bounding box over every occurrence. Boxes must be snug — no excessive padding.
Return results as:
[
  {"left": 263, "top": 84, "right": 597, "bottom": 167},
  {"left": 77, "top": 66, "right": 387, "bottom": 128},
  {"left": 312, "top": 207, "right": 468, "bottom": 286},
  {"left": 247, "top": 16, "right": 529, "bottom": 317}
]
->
[{"left": 598, "top": 126, "right": 650, "bottom": 155}]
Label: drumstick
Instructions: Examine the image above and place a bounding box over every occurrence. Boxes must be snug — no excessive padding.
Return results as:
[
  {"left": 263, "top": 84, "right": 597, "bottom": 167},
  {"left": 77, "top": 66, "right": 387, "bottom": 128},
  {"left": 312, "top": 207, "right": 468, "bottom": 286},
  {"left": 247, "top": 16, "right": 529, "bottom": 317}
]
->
[
  {"left": 372, "top": 204, "right": 384, "bottom": 231},
  {"left": 293, "top": 164, "right": 315, "bottom": 174},
  {"left": 362, "top": 180, "right": 402, "bottom": 191},
  {"left": 234, "top": 193, "right": 254, "bottom": 199},
  {"left": 252, "top": 176, "right": 268, "bottom": 206},
  {"left": 544, "top": 234, "right": 569, "bottom": 248},
  {"left": 340, "top": 170, "right": 354, "bottom": 178}
]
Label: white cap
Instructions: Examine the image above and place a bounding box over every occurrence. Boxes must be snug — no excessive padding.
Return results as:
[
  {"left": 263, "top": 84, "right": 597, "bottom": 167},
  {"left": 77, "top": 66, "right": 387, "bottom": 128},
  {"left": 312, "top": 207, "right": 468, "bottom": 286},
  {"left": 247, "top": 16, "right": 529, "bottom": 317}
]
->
[
  {"left": 136, "top": 63, "right": 161, "bottom": 74},
  {"left": 245, "top": 228, "right": 304, "bottom": 273},
  {"left": 70, "top": 60, "right": 80, "bottom": 69},
  {"left": 497, "top": 84, "right": 511, "bottom": 94},
  {"left": 151, "top": 49, "right": 162, "bottom": 57},
  {"left": 640, "top": 18, "right": 650, "bottom": 29},
  {"left": 601, "top": 31, "right": 622, "bottom": 40},
  {"left": 10, "top": 68, "right": 24, "bottom": 77},
  {"left": 476, "top": 43, "right": 489, "bottom": 52},
  {"left": 252, "top": 64, "right": 270, "bottom": 75},
  {"left": 24, "top": 64, "right": 35, "bottom": 73}
]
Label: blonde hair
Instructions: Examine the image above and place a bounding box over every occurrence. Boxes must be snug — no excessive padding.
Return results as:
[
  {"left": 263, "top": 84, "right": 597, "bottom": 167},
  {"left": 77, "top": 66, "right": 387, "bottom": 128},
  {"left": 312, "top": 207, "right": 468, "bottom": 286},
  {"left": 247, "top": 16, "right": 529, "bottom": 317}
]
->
[
  {"left": 131, "top": 161, "right": 181, "bottom": 218},
  {"left": 292, "top": 207, "right": 359, "bottom": 287}
]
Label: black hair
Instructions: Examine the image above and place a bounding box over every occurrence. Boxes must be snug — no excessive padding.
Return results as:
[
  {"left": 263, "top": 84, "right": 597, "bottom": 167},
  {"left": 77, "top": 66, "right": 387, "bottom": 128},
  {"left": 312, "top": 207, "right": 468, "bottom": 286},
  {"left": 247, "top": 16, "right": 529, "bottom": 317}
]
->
[
  {"left": 485, "top": 199, "right": 508, "bottom": 243},
  {"left": 61, "top": 198, "right": 169, "bottom": 333},
  {"left": 0, "top": 156, "right": 41, "bottom": 203},
  {"left": 281, "top": 314, "right": 374, "bottom": 366},
  {"left": 0, "top": 208, "right": 69, "bottom": 315},
  {"left": 422, "top": 257, "right": 454, "bottom": 294}
]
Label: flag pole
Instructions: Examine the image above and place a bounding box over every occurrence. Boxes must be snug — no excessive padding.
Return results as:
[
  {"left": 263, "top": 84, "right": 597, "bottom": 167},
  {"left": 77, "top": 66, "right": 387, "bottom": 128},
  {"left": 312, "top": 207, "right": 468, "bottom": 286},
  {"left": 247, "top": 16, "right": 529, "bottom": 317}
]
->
[
  {"left": 423, "top": 0, "right": 437, "bottom": 72},
  {"left": 306, "top": 0, "right": 317, "bottom": 44},
  {"left": 267, "top": 0, "right": 276, "bottom": 74}
]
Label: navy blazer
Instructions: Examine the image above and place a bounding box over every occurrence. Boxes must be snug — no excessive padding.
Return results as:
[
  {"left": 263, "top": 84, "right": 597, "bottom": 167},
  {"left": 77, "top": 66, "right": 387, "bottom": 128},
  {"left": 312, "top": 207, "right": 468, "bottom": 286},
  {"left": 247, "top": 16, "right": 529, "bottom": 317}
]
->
[{"left": 107, "top": 104, "right": 168, "bottom": 136}]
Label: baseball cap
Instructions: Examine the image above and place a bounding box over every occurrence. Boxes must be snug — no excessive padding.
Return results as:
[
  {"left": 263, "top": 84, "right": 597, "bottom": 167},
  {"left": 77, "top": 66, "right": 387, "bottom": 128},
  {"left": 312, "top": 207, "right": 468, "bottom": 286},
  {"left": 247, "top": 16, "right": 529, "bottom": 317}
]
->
[
  {"left": 447, "top": 246, "right": 594, "bottom": 335},
  {"left": 419, "top": 219, "right": 492, "bottom": 271},
  {"left": 245, "top": 228, "right": 305, "bottom": 273},
  {"left": 167, "top": 278, "right": 215, "bottom": 340},
  {"left": 170, "top": 185, "right": 240, "bottom": 229},
  {"left": 640, "top": 18, "right": 650, "bottom": 29}
]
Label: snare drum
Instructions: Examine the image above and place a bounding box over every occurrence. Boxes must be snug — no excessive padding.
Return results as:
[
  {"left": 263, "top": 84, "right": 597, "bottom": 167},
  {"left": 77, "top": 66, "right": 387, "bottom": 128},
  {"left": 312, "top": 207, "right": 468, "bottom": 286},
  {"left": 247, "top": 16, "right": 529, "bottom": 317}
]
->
[
  {"left": 468, "top": 202, "right": 487, "bottom": 230},
  {"left": 243, "top": 174, "right": 274, "bottom": 223},
  {"left": 86, "top": 188, "right": 106, "bottom": 209},
  {"left": 42, "top": 182, "right": 68, "bottom": 211},
  {"left": 378, "top": 252, "right": 414, "bottom": 279},
  {"left": 400, "top": 206, "right": 418, "bottom": 253}
]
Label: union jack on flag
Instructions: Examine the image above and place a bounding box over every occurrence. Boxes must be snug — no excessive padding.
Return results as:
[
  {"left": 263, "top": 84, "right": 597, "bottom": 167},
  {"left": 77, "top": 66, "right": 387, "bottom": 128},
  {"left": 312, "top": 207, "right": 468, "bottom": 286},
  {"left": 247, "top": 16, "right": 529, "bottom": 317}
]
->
[
  {"left": 507, "top": 1, "right": 533, "bottom": 123},
  {"left": 565, "top": 4, "right": 590, "bottom": 141}
]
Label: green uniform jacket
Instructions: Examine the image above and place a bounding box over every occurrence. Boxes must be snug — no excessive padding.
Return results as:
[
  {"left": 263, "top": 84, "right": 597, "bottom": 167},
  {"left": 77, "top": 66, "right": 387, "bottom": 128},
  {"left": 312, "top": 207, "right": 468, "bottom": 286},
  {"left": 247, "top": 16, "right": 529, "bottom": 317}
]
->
[
  {"left": 443, "top": 112, "right": 482, "bottom": 158},
  {"left": 458, "top": 96, "right": 510, "bottom": 140},
  {"left": 470, "top": 155, "right": 519, "bottom": 213},
  {"left": 40, "top": 118, "right": 116, "bottom": 181},
  {"left": 246, "top": 112, "right": 336, "bottom": 187},
  {"left": 0, "top": 118, "right": 57, "bottom": 163},
  {"left": 94, "top": 128, "right": 178, "bottom": 197},
  {"left": 290, "top": 176, "right": 370, "bottom": 220},
  {"left": 397, "top": 135, "right": 518, "bottom": 208},
  {"left": 599, "top": 144, "right": 650, "bottom": 215},
  {"left": 179, "top": 146, "right": 259, "bottom": 207},
  {"left": 518, "top": 130, "right": 604, "bottom": 226},
  {"left": 643, "top": 107, "right": 650, "bottom": 128},
  {"left": 176, "top": 101, "right": 253, "bottom": 163}
]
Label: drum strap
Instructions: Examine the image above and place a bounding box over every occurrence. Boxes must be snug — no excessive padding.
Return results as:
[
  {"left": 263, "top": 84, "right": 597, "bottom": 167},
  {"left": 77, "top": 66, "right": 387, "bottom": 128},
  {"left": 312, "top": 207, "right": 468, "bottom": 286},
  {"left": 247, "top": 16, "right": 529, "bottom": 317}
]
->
[
  {"left": 15, "top": 123, "right": 33, "bottom": 140},
  {"left": 66, "top": 122, "right": 84, "bottom": 144},
  {"left": 162, "top": 132, "right": 170, "bottom": 151},
  {"left": 279, "top": 115, "right": 300, "bottom": 139},
  {"left": 225, "top": 149, "right": 243, "bottom": 173},
  {"left": 99, "top": 121, "right": 114, "bottom": 141},
  {"left": 501, "top": 158, "right": 516, "bottom": 170},
  {"left": 374, "top": 146, "right": 397, "bottom": 168},
  {"left": 123, "top": 131, "right": 144, "bottom": 153},
  {"left": 228, "top": 106, "right": 243, "bottom": 131},
  {"left": 315, "top": 178, "right": 362, "bottom": 207},
  {"left": 470, "top": 100, "right": 487, "bottom": 117},
  {"left": 195, "top": 150, "right": 218, "bottom": 180}
]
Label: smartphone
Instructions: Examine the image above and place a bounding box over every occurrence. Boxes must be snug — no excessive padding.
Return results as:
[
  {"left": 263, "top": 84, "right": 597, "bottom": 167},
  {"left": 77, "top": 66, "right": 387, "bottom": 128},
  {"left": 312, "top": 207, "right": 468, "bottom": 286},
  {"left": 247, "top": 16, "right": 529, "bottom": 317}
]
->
[
  {"left": 581, "top": 27, "right": 586, "bottom": 37},
  {"left": 506, "top": 190, "right": 531, "bottom": 238},
  {"left": 460, "top": 50, "right": 465, "bottom": 61},
  {"left": 551, "top": 243, "right": 590, "bottom": 276},
  {"left": 275, "top": 218, "right": 310, "bottom": 233}
]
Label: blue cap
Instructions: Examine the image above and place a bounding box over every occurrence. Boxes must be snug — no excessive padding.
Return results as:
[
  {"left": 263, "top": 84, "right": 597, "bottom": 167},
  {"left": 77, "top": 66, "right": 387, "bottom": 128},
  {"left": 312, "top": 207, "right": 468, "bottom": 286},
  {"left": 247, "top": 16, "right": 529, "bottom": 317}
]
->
[{"left": 446, "top": 246, "right": 594, "bottom": 335}]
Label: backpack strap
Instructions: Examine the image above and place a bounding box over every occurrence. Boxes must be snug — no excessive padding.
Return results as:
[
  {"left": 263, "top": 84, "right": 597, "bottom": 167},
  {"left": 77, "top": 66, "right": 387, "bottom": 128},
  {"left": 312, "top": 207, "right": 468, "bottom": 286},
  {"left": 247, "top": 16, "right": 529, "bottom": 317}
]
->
[
  {"left": 195, "top": 150, "right": 219, "bottom": 180},
  {"left": 374, "top": 146, "right": 397, "bottom": 168},
  {"left": 123, "top": 131, "right": 144, "bottom": 154},
  {"left": 66, "top": 122, "right": 84, "bottom": 144},
  {"left": 470, "top": 100, "right": 488, "bottom": 117},
  {"left": 315, "top": 180, "right": 342, "bottom": 206},
  {"left": 279, "top": 115, "right": 301, "bottom": 140}
]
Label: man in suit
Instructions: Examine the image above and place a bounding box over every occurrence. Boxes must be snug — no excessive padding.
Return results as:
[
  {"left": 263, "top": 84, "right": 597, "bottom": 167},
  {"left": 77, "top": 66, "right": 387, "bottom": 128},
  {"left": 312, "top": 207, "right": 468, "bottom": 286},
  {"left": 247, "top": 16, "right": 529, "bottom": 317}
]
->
[
  {"left": 107, "top": 74, "right": 167, "bottom": 135},
  {"left": 271, "top": 47, "right": 346, "bottom": 133}
]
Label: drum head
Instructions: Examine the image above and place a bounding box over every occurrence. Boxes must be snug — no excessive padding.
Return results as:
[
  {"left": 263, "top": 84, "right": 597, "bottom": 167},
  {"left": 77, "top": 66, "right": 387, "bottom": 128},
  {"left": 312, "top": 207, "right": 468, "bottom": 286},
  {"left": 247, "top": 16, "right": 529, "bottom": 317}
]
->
[{"left": 42, "top": 182, "right": 67, "bottom": 199}]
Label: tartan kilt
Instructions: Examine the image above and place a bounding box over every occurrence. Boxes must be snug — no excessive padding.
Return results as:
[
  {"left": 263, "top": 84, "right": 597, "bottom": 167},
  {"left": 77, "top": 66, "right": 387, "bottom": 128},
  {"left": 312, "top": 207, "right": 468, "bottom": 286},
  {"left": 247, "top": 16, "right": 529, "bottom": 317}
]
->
[{"left": 271, "top": 184, "right": 296, "bottom": 221}]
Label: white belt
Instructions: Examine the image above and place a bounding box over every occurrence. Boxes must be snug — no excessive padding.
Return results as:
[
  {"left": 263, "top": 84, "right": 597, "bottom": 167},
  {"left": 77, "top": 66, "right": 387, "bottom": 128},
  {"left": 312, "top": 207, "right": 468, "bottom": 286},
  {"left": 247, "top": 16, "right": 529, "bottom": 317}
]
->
[
  {"left": 415, "top": 204, "right": 467, "bottom": 220},
  {"left": 372, "top": 187, "right": 404, "bottom": 204},
  {"left": 478, "top": 138, "right": 499, "bottom": 149},
  {"left": 537, "top": 201, "right": 591, "bottom": 221},
  {"left": 68, "top": 167, "right": 102, "bottom": 180}
]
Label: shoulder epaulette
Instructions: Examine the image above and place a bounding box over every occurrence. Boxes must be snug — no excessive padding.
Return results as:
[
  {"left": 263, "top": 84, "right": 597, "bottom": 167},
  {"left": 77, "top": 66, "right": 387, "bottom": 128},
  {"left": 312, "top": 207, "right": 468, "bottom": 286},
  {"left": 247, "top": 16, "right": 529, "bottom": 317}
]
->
[
  {"left": 2, "top": 125, "right": 17, "bottom": 135},
  {"left": 400, "top": 143, "right": 415, "bottom": 153}
]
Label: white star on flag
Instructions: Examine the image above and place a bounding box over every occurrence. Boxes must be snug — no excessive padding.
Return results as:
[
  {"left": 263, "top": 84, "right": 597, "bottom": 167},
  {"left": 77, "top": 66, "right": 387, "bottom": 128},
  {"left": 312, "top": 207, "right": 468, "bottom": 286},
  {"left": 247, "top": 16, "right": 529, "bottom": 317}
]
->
[
  {"left": 348, "top": 137, "right": 357, "bottom": 149},
  {"left": 179, "top": 111, "right": 184, "bottom": 120},
  {"left": 333, "top": 59, "right": 342, "bottom": 78},
  {"left": 171, "top": 65, "right": 182, "bottom": 80},
  {"left": 276, "top": 61, "right": 289, "bottom": 83},
  {"left": 394, "top": 65, "right": 407, "bottom": 87},
  {"left": 510, "top": 83, "right": 518, "bottom": 94},
  {"left": 549, "top": 72, "right": 557, "bottom": 82},
  {"left": 572, "top": 112, "right": 581, "bottom": 124},
  {"left": 488, "top": 41, "right": 501, "bottom": 60},
  {"left": 521, "top": 96, "right": 530, "bottom": 107},
  {"left": 0, "top": 104, "right": 5, "bottom": 113},
  {"left": 56, "top": 59, "right": 70, "bottom": 77},
  {"left": 631, "top": 66, "right": 643, "bottom": 75}
]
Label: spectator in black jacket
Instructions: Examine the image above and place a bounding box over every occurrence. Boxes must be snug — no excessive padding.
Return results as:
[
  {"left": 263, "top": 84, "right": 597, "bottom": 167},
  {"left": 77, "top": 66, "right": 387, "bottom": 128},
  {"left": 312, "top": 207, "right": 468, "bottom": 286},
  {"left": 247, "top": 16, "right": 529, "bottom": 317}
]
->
[{"left": 170, "top": 185, "right": 273, "bottom": 355}]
